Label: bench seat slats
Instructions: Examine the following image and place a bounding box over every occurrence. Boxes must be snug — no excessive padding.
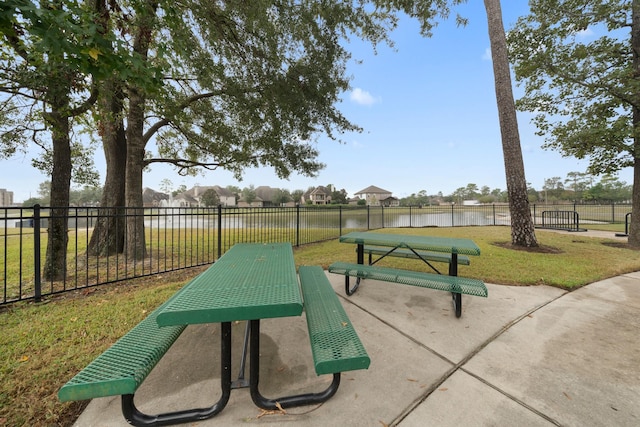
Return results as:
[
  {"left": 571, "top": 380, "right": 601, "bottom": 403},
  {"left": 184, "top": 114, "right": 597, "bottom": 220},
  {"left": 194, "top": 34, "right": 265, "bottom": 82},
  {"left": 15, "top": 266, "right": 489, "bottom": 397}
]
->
[
  {"left": 58, "top": 297, "right": 187, "bottom": 402},
  {"left": 298, "top": 266, "right": 370, "bottom": 376},
  {"left": 328, "top": 262, "right": 487, "bottom": 297}
]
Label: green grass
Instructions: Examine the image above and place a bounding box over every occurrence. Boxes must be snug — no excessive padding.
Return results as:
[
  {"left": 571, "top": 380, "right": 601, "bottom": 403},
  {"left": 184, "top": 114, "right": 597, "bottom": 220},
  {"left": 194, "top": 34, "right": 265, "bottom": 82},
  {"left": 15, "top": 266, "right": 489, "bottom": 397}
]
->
[
  {"left": 2, "top": 226, "right": 639, "bottom": 426},
  {"left": 581, "top": 222, "right": 627, "bottom": 233}
]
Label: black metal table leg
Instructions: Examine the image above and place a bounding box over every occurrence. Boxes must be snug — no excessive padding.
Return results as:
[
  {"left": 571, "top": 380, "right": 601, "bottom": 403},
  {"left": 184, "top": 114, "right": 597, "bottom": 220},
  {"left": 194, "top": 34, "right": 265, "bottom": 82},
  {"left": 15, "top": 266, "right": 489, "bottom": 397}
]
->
[
  {"left": 248, "top": 319, "right": 341, "bottom": 409},
  {"left": 451, "top": 292, "right": 462, "bottom": 318},
  {"left": 346, "top": 243, "right": 364, "bottom": 295},
  {"left": 449, "top": 253, "right": 462, "bottom": 317},
  {"left": 122, "top": 322, "right": 233, "bottom": 426},
  {"left": 345, "top": 276, "right": 361, "bottom": 296}
]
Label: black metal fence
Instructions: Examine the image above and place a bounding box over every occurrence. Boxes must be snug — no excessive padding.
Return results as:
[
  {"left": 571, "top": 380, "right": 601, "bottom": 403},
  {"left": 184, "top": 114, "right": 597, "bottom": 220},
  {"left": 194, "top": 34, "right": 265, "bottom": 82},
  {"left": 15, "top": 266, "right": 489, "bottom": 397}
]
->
[{"left": 0, "top": 203, "right": 631, "bottom": 306}]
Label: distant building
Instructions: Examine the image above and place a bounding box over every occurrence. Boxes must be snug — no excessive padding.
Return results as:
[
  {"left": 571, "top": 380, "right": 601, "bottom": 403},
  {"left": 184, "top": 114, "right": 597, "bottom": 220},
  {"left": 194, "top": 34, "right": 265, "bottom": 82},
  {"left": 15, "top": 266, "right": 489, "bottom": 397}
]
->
[
  {"left": 380, "top": 196, "right": 399, "bottom": 207},
  {"left": 354, "top": 185, "right": 398, "bottom": 206},
  {"left": 142, "top": 188, "right": 169, "bottom": 207},
  {"left": 255, "top": 186, "right": 276, "bottom": 207},
  {"left": 211, "top": 186, "right": 237, "bottom": 207},
  {"left": 1, "top": 188, "right": 15, "bottom": 206},
  {"left": 171, "top": 192, "right": 199, "bottom": 207},
  {"left": 302, "top": 186, "right": 332, "bottom": 205},
  {"left": 237, "top": 195, "right": 264, "bottom": 207},
  {"left": 186, "top": 185, "right": 237, "bottom": 207}
]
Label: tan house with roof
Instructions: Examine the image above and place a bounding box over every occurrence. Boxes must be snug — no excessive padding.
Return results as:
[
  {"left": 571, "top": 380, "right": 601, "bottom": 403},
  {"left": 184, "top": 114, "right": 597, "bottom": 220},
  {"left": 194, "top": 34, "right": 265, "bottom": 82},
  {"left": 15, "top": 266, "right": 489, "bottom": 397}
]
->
[
  {"left": 187, "top": 185, "right": 237, "bottom": 207},
  {"left": 302, "top": 186, "right": 332, "bottom": 205},
  {"left": 354, "top": 185, "right": 399, "bottom": 207}
]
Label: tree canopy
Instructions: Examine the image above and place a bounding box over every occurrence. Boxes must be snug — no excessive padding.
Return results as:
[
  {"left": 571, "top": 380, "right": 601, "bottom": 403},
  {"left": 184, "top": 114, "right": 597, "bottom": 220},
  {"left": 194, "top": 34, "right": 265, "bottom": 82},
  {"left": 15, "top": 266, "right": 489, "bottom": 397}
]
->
[
  {"left": 508, "top": 0, "right": 635, "bottom": 175},
  {"left": 507, "top": 0, "right": 640, "bottom": 245}
]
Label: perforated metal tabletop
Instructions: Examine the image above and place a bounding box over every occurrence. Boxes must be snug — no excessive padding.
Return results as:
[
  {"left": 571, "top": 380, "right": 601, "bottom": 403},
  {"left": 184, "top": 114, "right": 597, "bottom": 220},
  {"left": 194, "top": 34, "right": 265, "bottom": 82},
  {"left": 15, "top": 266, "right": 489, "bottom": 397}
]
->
[
  {"left": 339, "top": 231, "right": 481, "bottom": 255},
  {"left": 156, "top": 243, "right": 302, "bottom": 326}
]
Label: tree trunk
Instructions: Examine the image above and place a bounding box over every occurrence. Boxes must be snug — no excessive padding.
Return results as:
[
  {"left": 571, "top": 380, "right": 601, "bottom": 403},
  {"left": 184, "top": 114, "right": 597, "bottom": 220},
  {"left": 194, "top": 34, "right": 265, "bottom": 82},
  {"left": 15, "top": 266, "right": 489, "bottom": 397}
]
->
[
  {"left": 87, "top": 78, "right": 127, "bottom": 256},
  {"left": 124, "top": 1, "right": 157, "bottom": 261},
  {"left": 484, "top": 0, "right": 538, "bottom": 247},
  {"left": 628, "top": 0, "right": 640, "bottom": 247},
  {"left": 42, "top": 43, "right": 72, "bottom": 280},
  {"left": 125, "top": 86, "right": 147, "bottom": 261},
  {"left": 43, "top": 110, "right": 71, "bottom": 280}
]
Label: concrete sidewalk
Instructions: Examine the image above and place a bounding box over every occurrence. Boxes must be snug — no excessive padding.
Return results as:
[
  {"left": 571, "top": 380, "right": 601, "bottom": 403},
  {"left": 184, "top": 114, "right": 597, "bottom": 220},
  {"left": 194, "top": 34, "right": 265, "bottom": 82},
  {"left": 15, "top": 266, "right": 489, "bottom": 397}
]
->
[{"left": 74, "top": 259, "right": 640, "bottom": 427}]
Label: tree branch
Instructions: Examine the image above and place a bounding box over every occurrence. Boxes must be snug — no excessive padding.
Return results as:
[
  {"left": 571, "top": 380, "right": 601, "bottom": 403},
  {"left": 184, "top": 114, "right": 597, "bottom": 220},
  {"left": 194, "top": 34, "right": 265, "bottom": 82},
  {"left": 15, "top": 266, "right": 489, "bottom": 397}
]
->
[
  {"left": 142, "top": 154, "right": 262, "bottom": 174},
  {"left": 143, "top": 90, "right": 225, "bottom": 143},
  {"left": 68, "top": 81, "right": 100, "bottom": 117}
]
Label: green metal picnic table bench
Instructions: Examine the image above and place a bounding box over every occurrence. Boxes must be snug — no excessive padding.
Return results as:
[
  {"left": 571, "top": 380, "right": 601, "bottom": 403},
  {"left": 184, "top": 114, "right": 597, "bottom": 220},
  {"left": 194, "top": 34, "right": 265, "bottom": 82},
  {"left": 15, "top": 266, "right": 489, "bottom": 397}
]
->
[
  {"left": 330, "top": 232, "right": 487, "bottom": 317},
  {"left": 58, "top": 244, "right": 369, "bottom": 426},
  {"left": 57, "top": 292, "right": 188, "bottom": 404},
  {"left": 328, "top": 262, "right": 487, "bottom": 318}
]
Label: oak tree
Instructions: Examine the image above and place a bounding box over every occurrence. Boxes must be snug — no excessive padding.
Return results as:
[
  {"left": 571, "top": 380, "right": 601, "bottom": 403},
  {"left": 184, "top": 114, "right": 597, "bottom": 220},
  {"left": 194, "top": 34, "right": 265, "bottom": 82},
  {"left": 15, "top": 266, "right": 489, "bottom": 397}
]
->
[{"left": 507, "top": 0, "right": 640, "bottom": 246}]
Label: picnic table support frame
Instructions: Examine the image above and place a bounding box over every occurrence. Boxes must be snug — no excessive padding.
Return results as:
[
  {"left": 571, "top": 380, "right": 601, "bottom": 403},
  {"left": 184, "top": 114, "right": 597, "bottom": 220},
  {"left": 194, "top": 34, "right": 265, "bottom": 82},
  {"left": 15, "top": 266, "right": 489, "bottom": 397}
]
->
[
  {"left": 345, "top": 244, "right": 365, "bottom": 295},
  {"left": 450, "top": 254, "right": 461, "bottom": 317},
  {"left": 248, "top": 319, "right": 341, "bottom": 409},
  {"left": 121, "top": 322, "right": 233, "bottom": 427},
  {"left": 231, "top": 322, "right": 251, "bottom": 389},
  {"left": 347, "top": 242, "right": 449, "bottom": 296}
]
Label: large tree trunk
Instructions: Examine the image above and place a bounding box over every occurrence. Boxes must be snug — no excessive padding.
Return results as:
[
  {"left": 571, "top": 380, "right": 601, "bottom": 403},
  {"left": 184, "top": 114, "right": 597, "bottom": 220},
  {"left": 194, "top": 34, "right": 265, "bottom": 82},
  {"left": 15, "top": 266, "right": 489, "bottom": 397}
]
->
[
  {"left": 124, "top": 1, "right": 157, "bottom": 260},
  {"left": 125, "top": 87, "right": 147, "bottom": 261},
  {"left": 87, "top": 78, "right": 127, "bottom": 256},
  {"left": 43, "top": 109, "right": 71, "bottom": 280},
  {"left": 628, "top": 0, "right": 640, "bottom": 247},
  {"left": 42, "top": 36, "right": 73, "bottom": 280},
  {"left": 484, "top": 0, "right": 538, "bottom": 247}
]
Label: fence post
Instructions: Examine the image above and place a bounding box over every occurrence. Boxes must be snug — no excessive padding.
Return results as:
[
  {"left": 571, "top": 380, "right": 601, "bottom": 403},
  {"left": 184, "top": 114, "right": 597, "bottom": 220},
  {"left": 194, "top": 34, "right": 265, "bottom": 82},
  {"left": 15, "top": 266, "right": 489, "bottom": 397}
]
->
[
  {"left": 451, "top": 204, "right": 454, "bottom": 227},
  {"left": 296, "top": 204, "right": 300, "bottom": 247},
  {"left": 217, "top": 204, "right": 222, "bottom": 259},
  {"left": 33, "top": 204, "right": 41, "bottom": 303},
  {"left": 381, "top": 205, "right": 385, "bottom": 228},
  {"left": 339, "top": 205, "right": 342, "bottom": 237},
  {"left": 409, "top": 206, "right": 412, "bottom": 228},
  {"left": 493, "top": 204, "right": 496, "bottom": 226},
  {"left": 367, "top": 205, "right": 370, "bottom": 230}
]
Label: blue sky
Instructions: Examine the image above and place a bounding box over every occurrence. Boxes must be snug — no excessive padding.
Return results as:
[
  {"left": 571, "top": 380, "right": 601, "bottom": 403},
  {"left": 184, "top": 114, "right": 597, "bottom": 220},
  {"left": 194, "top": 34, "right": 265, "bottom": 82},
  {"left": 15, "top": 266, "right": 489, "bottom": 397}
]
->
[{"left": 1, "top": 2, "right": 633, "bottom": 203}]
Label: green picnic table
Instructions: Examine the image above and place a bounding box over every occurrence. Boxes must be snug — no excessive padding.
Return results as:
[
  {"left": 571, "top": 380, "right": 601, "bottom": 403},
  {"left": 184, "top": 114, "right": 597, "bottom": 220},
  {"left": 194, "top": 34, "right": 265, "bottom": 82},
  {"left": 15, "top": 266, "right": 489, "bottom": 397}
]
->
[
  {"left": 329, "top": 232, "right": 487, "bottom": 317},
  {"left": 59, "top": 242, "right": 369, "bottom": 426}
]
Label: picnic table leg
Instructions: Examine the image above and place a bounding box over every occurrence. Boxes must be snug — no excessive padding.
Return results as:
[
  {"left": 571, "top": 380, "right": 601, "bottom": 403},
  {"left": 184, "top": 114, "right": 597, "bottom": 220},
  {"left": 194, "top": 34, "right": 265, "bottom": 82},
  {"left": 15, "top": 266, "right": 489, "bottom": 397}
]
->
[
  {"left": 249, "top": 320, "right": 341, "bottom": 409},
  {"left": 345, "top": 244, "right": 364, "bottom": 295},
  {"left": 449, "top": 254, "right": 462, "bottom": 318},
  {"left": 121, "top": 322, "right": 233, "bottom": 426}
]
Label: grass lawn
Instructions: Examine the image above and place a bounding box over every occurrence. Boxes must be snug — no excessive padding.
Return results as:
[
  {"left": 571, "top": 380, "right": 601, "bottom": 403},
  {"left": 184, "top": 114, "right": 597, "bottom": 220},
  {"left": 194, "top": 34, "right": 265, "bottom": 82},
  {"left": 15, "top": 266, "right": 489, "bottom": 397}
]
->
[{"left": 1, "top": 226, "right": 639, "bottom": 426}]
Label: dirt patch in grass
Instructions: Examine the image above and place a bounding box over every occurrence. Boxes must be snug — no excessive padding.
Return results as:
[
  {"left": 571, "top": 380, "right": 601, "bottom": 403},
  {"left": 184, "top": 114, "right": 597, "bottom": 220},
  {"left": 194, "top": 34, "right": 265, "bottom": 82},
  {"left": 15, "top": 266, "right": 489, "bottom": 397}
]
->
[
  {"left": 492, "top": 241, "right": 564, "bottom": 254},
  {"left": 601, "top": 241, "right": 640, "bottom": 250}
]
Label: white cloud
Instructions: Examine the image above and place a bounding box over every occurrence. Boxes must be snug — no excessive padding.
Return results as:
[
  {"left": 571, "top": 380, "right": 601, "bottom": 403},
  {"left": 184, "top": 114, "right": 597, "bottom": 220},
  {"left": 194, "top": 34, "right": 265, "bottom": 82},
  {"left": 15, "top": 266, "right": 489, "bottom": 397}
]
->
[
  {"left": 576, "top": 27, "right": 594, "bottom": 38},
  {"left": 350, "top": 88, "right": 379, "bottom": 106},
  {"left": 482, "top": 47, "right": 492, "bottom": 61}
]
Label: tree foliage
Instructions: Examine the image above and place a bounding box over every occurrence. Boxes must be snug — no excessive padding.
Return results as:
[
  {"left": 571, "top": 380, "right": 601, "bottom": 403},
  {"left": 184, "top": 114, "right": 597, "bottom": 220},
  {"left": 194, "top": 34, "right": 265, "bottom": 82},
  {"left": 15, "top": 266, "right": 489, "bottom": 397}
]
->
[
  {"left": 508, "top": 0, "right": 635, "bottom": 175},
  {"left": 142, "top": 1, "right": 398, "bottom": 180},
  {"left": 200, "top": 188, "right": 220, "bottom": 207},
  {"left": 507, "top": 0, "right": 640, "bottom": 245}
]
